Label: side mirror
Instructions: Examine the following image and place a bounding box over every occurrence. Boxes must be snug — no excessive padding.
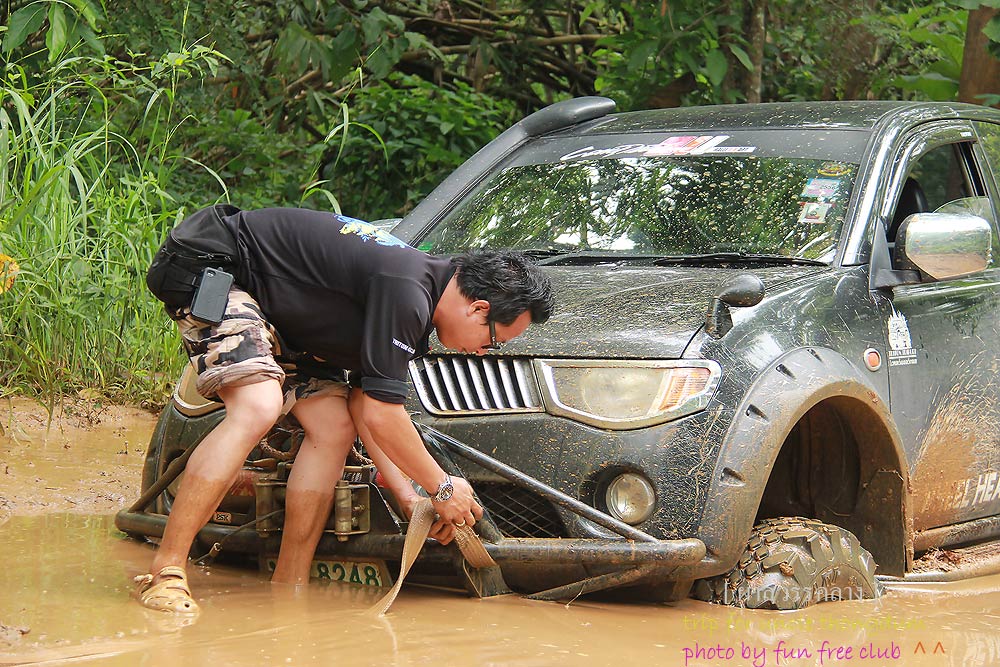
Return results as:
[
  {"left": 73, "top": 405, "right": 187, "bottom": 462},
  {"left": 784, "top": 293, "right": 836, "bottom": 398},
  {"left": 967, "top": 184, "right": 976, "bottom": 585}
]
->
[
  {"left": 896, "top": 213, "right": 993, "bottom": 281},
  {"left": 705, "top": 274, "right": 766, "bottom": 338}
]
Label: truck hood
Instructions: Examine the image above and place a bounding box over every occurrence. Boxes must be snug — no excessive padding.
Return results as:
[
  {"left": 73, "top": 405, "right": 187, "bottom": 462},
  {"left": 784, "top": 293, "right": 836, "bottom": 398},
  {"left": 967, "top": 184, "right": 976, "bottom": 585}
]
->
[{"left": 505, "top": 264, "right": 831, "bottom": 358}]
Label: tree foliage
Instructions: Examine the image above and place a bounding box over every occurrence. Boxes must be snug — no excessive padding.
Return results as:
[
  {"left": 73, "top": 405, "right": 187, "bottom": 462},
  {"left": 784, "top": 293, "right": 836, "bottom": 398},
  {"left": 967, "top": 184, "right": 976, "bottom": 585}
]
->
[
  {"left": 3, "top": 0, "right": 995, "bottom": 217},
  {"left": 1, "top": 0, "right": 999, "bottom": 401}
]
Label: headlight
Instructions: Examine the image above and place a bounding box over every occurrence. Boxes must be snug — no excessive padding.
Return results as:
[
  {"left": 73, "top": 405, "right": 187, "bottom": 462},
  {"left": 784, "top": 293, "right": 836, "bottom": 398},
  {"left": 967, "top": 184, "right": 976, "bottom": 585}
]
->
[
  {"left": 605, "top": 473, "right": 656, "bottom": 525},
  {"left": 536, "top": 359, "right": 721, "bottom": 429}
]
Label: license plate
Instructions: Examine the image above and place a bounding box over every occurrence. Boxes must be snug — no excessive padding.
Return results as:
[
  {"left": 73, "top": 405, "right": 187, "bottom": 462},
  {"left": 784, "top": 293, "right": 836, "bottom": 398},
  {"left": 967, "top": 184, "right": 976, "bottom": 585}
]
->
[{"left": 264, "top": 558, "right": 392, "bottom": 588}]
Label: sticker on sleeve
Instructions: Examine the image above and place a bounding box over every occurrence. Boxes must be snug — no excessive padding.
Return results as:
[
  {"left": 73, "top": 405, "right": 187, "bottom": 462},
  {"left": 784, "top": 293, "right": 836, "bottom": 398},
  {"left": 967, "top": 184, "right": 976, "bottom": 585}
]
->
[
  {"left": 818, "top": 162, "right": 851, "bottom": 177},
  {"left": 801, "top": 177, "right": 840, "bottom": 198},
  {"left": 798, "top": 202, "right": 831, "bottom": 224}
]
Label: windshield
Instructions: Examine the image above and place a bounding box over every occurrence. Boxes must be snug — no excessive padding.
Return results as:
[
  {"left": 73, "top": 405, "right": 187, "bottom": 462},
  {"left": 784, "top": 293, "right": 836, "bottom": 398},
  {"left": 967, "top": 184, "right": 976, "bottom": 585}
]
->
[{"left": 417, "top": 130, "right": 868, "bottom": 264}]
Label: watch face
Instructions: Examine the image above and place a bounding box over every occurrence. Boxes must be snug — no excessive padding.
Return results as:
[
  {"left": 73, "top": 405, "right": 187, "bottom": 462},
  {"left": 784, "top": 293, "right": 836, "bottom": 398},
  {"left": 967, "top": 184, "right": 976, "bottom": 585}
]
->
[{"left": 435, "top": 479, "right": 454, "bottom": 501}]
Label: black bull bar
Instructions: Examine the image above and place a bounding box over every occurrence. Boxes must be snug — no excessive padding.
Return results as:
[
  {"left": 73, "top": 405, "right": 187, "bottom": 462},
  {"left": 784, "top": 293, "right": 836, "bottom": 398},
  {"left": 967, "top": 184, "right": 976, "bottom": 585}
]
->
[{"left": 115, "top": 423, "right": 705, "bottom": 600}]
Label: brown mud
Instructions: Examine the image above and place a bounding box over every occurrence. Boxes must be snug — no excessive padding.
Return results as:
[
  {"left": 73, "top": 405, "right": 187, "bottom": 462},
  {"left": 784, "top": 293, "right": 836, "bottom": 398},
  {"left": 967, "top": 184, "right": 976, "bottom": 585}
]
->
[
  {"left": 2, "top": 398, "right": 1000, "bottom": 666},
  {"left": 0, "top": 397, "right": 149, "bottom": 519}
]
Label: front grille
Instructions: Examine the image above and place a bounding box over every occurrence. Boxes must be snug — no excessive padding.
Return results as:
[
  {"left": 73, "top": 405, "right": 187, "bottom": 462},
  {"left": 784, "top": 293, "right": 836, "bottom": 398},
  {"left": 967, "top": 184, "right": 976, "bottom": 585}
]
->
[
  {"left": 476, "top": 482, "right": 566, "bottom": 538},
  {"left": 410, "top": 356, "right": 544, "bottom": 415}
]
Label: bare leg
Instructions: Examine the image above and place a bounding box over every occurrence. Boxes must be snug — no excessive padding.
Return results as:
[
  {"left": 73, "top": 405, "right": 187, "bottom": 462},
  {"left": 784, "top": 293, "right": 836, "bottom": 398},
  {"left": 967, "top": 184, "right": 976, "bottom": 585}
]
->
[
  {"left": 149, "top": 380, "right": 283, "bottom": 580},
  {"left": 271, "top": 392, "right": 356, "bottom": 585}
]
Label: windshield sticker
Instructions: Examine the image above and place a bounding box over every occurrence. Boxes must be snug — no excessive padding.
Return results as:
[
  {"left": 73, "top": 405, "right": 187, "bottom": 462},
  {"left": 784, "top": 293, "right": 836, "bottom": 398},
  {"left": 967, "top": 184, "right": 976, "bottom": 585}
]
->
[
  {"left": 818, "top": 161, "right": 851, "bottom": 177},
  {"left": 560, "top": 144, "right": 650, "bottom": 161},
  {"left": 887, "top": 308, "right": 918, "bottom": 366},
  {"left": 801, "top": 177, "right": 840, "bottom": 198},
  {"left": 560, "top": 137, "right": 755, "bottom": 162},
  {"left": 798, "top": 202, "right": 831, "bottom": 224},
  {"left": 644, "top": 135, "right": 727, "bottom": 156}
]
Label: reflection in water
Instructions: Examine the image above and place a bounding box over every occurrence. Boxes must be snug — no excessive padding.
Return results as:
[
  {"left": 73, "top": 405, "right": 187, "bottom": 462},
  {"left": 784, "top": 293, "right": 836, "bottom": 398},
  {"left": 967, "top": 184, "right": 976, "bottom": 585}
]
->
[{"left": 1, "top": 513, "right": 999, "bottom": 666}]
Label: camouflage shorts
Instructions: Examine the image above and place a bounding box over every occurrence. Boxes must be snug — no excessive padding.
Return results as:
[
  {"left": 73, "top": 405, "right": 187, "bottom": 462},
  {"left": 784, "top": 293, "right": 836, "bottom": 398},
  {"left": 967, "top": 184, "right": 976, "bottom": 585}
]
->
[{"left": 170, "top": 286, "right": 349, "bottom": 409}]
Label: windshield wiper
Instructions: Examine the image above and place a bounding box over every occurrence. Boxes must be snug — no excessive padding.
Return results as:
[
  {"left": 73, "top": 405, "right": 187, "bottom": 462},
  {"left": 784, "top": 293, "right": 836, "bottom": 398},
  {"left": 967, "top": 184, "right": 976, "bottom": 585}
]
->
[
  {"left": 520, "top": 248, "right": 566, "bottom": 258},
  {"left": 535, "top": 251, "right": 667, "bottom": 266},
  {"left": 652, "top": 253, "right": 828, "bottom": 267}
]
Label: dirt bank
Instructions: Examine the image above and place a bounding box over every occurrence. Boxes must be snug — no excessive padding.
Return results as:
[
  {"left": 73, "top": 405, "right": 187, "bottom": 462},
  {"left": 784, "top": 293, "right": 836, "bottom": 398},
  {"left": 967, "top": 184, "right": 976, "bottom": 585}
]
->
[{"left": 0, "top": 396, "right": 154, "bottom": 520}]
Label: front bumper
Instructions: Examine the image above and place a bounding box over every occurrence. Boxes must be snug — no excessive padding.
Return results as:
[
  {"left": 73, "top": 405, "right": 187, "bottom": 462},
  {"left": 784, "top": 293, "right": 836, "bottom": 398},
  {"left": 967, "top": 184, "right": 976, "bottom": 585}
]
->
[
  {"left": 114, "top": 508, "right": 705, "bottom": 599},
  {"left": 115, "top": 423, "right": 706, "bottom": 600}
]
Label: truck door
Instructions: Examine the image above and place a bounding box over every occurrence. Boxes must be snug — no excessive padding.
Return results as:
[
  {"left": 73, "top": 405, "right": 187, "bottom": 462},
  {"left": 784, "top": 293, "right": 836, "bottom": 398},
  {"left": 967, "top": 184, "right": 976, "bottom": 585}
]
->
[{"left": 877, "top": 121, "right": 1000, "bottom": 532}]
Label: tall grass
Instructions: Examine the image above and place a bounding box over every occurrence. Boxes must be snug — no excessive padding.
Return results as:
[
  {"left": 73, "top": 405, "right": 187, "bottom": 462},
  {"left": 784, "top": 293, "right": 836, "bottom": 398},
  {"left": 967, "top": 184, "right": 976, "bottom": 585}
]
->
[{"left": 0, "top": 49, "right": 226, "bottom": 405}]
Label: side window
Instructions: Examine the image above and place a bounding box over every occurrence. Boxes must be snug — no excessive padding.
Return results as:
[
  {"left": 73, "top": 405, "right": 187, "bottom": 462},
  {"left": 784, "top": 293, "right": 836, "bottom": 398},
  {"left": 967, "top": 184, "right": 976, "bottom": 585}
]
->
[
  {"left": 887, "top": 143, "right": 974, "bottom": 244},
  {"left": 972, "top": 122, "right": 1000, "bottom": 265},
  {"left": 909, "top": 143, "right": 972, "bottom": 210},
  {"left": 973, "top": 123, "right": 1000, "bottom": 214},
  {"left": 974, "top": 121, "right": 1000, "bottom": 199},
  {"left": 888, "top": 139, "right": 998, "bottom": 269}
]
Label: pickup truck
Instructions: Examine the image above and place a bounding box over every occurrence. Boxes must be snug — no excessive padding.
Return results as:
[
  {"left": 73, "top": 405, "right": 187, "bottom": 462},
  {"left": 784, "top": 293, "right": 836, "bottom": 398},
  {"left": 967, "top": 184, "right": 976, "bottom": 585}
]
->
[{"left": 117, "top": 98, "right": 1000, "bottom": 609}]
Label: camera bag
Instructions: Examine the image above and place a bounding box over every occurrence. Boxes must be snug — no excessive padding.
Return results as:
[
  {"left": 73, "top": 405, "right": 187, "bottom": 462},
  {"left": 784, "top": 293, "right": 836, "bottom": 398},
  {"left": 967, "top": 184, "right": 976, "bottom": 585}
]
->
[{"left": 146, "top": 204, "right": 241, "bottom": 308}]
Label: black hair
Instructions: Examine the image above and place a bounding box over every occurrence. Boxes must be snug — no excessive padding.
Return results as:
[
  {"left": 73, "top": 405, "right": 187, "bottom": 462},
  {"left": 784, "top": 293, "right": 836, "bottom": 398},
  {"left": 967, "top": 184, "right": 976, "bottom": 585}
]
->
[{"left": 451, "top": 250, "right": 554, "bottom": 325}]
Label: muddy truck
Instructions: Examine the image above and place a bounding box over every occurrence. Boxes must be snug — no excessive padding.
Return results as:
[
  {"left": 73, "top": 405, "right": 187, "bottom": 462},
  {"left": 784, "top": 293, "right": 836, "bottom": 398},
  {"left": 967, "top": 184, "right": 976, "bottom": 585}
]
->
[{"left": 117, "top": 98, "right": 1000, "bottom": 609}]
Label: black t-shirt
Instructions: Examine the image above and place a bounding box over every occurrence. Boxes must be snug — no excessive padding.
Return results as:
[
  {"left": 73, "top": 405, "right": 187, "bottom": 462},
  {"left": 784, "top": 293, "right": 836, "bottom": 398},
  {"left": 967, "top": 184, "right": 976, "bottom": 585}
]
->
[{"left": 220, "top": 208, "right": 455, "bottom": 404}]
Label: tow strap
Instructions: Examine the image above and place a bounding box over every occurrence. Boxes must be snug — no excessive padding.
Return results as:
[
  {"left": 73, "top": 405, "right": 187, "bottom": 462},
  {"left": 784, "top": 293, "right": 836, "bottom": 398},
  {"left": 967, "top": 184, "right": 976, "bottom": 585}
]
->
[{"left": 367, "top": 498, "right": 495, "bottom": 616}]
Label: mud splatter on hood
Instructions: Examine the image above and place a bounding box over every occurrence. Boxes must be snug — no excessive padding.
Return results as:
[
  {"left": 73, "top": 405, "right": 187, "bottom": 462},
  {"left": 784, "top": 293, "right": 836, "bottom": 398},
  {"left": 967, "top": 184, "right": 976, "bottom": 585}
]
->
[{"left": 505, "top": 264, "right": 830, "bottom": 358}]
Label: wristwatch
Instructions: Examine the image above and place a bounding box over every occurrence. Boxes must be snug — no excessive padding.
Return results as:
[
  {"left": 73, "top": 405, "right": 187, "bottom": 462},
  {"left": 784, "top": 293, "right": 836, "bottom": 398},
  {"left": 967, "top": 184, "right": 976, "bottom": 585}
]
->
[{"left": 433, "top": 475, "right": 454, "bottom": 502}]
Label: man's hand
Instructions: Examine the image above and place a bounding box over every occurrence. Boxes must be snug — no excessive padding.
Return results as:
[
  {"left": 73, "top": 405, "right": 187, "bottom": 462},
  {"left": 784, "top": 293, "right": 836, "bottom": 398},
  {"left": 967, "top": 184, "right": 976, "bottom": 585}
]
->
[
  {"left": 350, "top": 393, "right": 484, "bottom": 543},
  {"left": 428, "top": 519, "right": 457, "bottom": 545},
  {"left": 392, "top": 494, "right": 460, "bottom": 545},
  {"left": 431, "top": 476, "right": 483, "bottom": 534},
  {"left": 396, "top": 492, "right": 423, "bottom": 521}
]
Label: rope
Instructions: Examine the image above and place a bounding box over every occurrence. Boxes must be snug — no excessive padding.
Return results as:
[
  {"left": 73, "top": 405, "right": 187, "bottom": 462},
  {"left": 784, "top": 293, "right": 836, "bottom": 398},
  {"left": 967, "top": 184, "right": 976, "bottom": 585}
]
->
[
  {"left": 192, "top": 509, "right": 285, "bottom": 566},
  {"left": 367, "top": 498, "right": 496, "bottom": 616},
  {"left": 188, "top": 499, "right": 495, "bottom": 615}
]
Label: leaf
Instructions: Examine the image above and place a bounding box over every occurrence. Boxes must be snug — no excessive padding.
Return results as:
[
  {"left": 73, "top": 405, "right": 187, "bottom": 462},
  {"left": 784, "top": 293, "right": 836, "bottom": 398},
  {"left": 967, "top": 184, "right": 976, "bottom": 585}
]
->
[
  {"left": 66, "top": 0, "right": 103, "bottom": 30},
  {"left": 728, "top": 43, "right": 754, "bottom": 72},
  {"left": 326, "top": 26, "right": 360, "bottom": 83},
  {"left": 627, "top": 40, "right": 658, "bottom": 72},
  {"left": 896, "top": 72, "right": 959, "bottom": 100},
  {"left": 364, "top": 46, "right": 390, "bottom": 80},
  {"left": 46, "top": 4, "right": 68, "bottom": 61},
  {"left": 361, "top": 7, "right": 391, "bottom": 45},
  {"left": 3, "top": 4, "right": 47, "bottom": 54},
  {"left": 704, "top": 49, "right": 728, "bottom": 87},
  {"left": 76, "top": 22, "right": 104, "bottom": 55},
  {"left": 928, "top": 59, "right": 961, "bottom": 81},
  {"left": 984, "top": 14, "right": 1000, "bottom": 43}
]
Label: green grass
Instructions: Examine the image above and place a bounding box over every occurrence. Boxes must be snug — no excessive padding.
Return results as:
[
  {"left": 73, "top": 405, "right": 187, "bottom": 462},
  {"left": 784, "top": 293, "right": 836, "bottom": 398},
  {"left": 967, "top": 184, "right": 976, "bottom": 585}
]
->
[{"left": 0, "top": 52, "right": 223, "bottom": 406}]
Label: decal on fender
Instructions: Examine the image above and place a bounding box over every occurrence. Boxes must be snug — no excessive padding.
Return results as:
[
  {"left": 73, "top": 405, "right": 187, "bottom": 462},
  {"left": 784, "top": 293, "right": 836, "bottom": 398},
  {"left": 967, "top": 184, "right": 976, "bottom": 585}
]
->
[{"left": 887, "top": 307, "right": 917, "bottom": 366}]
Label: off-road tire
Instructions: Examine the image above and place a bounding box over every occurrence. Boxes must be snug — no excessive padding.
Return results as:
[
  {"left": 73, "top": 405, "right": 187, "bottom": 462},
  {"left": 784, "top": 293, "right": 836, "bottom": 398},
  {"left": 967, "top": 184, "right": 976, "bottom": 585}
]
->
[{"left": 692, "top": 517, "right": 880, "bottom": 609}]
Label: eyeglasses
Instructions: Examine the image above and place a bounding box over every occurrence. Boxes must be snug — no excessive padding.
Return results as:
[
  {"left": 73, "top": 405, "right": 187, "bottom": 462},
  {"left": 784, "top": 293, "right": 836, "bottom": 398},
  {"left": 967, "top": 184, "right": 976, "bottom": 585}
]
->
[{"left": 484, "top": 318, "right": 504, "bottom": 351}]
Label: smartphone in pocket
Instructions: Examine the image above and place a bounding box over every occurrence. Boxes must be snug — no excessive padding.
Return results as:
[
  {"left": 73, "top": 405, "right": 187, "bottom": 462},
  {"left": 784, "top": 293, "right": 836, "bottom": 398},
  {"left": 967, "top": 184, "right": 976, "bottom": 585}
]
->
[{"left": 190, "top": 267, "right": 234, "bottom": 325}]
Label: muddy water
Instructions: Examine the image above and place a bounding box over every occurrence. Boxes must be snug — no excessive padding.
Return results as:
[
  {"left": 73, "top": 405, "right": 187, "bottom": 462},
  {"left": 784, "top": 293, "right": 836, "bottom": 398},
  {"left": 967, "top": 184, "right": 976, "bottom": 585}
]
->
[
  {"left": 0, "top": 399, "right": 149, "bottom": 518},
  {"left": 2, "top": 403, "right": 1000, "bottom": 666}
]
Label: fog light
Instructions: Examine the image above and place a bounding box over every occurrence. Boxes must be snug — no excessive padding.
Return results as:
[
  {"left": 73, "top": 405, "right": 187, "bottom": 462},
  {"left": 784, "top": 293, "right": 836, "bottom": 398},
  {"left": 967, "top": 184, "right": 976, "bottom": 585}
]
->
[{"left": 605, "top": 473, "right": 656, "bottom": 525}]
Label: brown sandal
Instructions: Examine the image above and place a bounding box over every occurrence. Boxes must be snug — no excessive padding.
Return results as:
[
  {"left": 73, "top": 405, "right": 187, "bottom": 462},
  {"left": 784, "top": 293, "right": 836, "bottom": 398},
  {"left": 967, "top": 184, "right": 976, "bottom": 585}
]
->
[{"left": 133, "top": 565, "right": 200, "bottom": 614}]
